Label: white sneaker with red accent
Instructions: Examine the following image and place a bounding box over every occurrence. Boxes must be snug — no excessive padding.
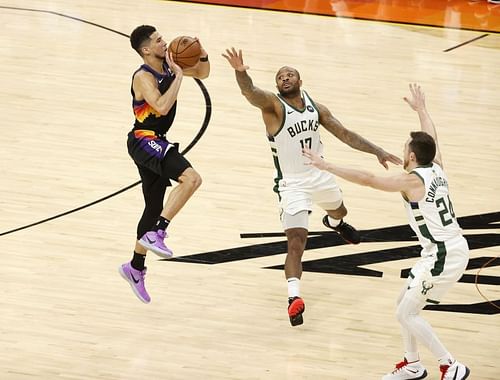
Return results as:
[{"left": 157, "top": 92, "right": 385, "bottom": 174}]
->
[
  {"left": 440, "top": 361, "right": 470, "bottom": 380},
  {"left": 382, "top": 358, "right": 427, "bottom": 380}
]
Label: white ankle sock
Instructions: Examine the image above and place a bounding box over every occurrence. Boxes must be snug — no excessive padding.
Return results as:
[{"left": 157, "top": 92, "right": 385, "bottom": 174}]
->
[
  {"left": 287, "top": 277, "right": 300, "bottom": 298},
  {"left": 405, "top": 352, "right": 420, "bottom": 363},
  {"left": 327, "top": 216, "right": 341, "bottom": 227},
  {"left": 438, "top": 354, "right": 454, "bottom": 366}
]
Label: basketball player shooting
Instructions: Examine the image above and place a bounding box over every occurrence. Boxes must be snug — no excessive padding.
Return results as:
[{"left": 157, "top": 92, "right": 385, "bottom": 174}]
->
[{"left": 119, "top": 25, "right": 210, "bottom": 304}]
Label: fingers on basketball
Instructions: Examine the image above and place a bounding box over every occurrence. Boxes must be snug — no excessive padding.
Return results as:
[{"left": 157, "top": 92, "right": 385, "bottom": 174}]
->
[{"left": 167, "top": 36, "right": 201, "bottom": 69}]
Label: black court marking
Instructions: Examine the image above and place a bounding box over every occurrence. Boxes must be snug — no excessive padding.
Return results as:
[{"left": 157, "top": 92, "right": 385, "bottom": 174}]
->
[
  {"left": 169, "top": 211, "right": 500, "bottom": 315},
  {"left": 0, "top": 6, "right": 129, "bottom": 37},
  {"left": 443, "top": 33, "right": 490, "bottom": 52},
  {"left": 0, "top": 6, "right": 212, "bottom": 237}
]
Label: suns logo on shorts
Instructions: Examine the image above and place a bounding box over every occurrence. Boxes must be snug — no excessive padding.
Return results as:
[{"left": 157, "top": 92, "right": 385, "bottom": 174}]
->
[{"left": 148, "top": 140, "right": 163, "bottom": 154}]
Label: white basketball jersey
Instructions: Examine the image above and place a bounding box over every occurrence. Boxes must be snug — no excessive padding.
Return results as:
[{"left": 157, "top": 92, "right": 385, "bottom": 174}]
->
[
  {"left": 268, "top": 91, "right": 323, "bottom": 185},
  {"left": 405, "top": 163, "right": 462, "bottom": 251}
]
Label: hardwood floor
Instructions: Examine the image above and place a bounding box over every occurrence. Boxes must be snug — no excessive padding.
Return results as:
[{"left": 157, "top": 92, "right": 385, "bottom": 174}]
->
[{"left": 0, "top": 1, "right": 498, "bottom": 379}]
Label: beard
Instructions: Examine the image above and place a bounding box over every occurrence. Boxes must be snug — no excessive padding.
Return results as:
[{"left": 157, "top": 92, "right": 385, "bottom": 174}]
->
[{"left": 278, "top": 86, "right": 300, "bottom": 98}]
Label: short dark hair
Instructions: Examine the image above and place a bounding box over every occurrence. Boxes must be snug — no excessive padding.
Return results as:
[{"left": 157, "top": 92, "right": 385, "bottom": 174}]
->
[
  {"left": 130, "top": 25, "right": 156, "bottom": 56},
  {"left": 409, "top": 131, "right": 436, "bottom": 165},
  {"left": 275, "top": 66, "right": 301, "bottom": 82}
]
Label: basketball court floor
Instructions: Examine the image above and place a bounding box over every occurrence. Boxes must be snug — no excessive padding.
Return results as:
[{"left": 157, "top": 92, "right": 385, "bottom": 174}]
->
[{"left": 0, "top": 0, "right": 499, "bottom": 379}]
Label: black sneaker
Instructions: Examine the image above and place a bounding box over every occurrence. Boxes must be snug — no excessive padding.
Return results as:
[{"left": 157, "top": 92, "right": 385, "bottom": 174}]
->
[
  {"left": 288, "top": 296, "right": 305, "bottom": 326},
  {"left": 322, "top": 215, "right": 361, "bottom": 244}
]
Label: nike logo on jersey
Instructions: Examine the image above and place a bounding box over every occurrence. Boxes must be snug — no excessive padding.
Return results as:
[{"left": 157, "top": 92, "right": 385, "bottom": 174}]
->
[
  {"left": 159, "top": 78, "right": 164, "bottom": 84},
  {"left": 287, "top": 110, "right": 294, "bottom": 114}
]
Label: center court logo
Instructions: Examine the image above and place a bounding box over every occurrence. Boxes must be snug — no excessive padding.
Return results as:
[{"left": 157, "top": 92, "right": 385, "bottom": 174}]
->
[{"left": 170, "top": 211, "right": 500, "bottom": 315}]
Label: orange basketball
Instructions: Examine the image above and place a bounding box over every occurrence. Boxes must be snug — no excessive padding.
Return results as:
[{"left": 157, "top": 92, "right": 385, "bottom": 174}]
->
[{"left": 167, "top": 36, "right": 201, "bottom": 69}]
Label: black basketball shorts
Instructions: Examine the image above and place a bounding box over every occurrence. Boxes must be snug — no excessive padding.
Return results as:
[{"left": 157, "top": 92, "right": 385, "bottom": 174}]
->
[{"left": 127, "top": 130, "right": 192, "bottom": 183}]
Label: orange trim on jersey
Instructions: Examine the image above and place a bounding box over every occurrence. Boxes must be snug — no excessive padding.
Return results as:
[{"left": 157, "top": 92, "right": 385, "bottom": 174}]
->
[
  {"left": 134, "top": 102, "right": 161, "bottom": 123},
  {"left": 133, "top": 130, "right": 157, "bottom": 138}
]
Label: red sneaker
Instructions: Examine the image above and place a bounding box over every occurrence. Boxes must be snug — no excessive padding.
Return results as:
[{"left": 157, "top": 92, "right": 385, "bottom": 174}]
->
[{"left": 288, "top": 296, "right": 305, "bottom": 326}]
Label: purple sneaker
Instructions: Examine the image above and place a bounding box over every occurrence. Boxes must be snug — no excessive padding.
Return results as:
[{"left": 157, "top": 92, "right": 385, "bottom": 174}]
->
[
  {"left": 118, "top": 262, "right": 151, "bottom": 303},
  {"left": 138, "top": 229, "right": 173, "bottom": 258}
]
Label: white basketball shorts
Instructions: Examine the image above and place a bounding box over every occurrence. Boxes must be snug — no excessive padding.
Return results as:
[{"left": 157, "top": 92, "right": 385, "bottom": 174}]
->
[
  {"left": 406, "top": 235, "right": 469, "bottom": 304},
  {"left": 277, "top": 170, "right": 343, "bottom": 230}
]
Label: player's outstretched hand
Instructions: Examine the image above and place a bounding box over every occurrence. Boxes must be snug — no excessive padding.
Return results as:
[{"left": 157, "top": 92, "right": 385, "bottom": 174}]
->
[
  {"left": 376, "top": 149, "right": 403, "bottom": 170},
  {"left": 302, "top": 148, "right": 329, "bottom": 171},
  {"left": 222, "top": 47, "right": 249, "bottom": 72}
]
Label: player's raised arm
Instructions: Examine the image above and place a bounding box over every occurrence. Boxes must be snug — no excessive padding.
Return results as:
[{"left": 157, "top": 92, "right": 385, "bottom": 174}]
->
[
  {"left": 222, "top": 47, "right": 277, "bottom": 112},
  {"left": 404, "top": 83, "right": 443, "bottom": 167}
]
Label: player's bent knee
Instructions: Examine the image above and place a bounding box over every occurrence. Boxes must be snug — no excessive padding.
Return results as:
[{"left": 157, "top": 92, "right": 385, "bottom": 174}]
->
[
  {"left": 396, "top": 292, "right": 423, "bottom": 327},
  {"left": 179, "top": 168, "right": 202, "bottom": 190},
  {"left": 191, "top": 172, "right": 202, "bottom": 189},
  {"left": 326, "top": 203, "right": 347, "bottom": 220}
]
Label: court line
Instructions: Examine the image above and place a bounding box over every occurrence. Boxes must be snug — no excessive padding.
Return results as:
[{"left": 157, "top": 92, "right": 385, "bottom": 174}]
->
[
  {"left": 0, "top": 5, "right": 129, "bottom": 37},
  {"left": 475, "top": 256, "right": 500, "bottom": 311},
  {"left": 0, "top": 6, "right": 212, "bottom": 236},
  {"left": 443, "top": 33, "right": 490, "bottom": 52}
]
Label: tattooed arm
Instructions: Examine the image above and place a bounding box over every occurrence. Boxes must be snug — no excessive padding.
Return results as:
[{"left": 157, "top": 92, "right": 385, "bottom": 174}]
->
[
  {"left": 316, "top": 102, "right": 402, "bottom": 169},
  {"left": 223, "top": 47, "right": 276, "bottom": 109},
  {"left": 222, "top": 47, "right": 282, "bottom": 134},
  {"left": 234, "top": 70, "right": 277, "bottom": 111}
]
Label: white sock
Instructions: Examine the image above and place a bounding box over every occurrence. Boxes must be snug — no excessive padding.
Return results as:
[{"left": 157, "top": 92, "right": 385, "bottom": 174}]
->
[
  {"left": 438, "top": 354, "right": 454, "bottom": 366},
  {"left": 405, "top": 352, "right": 420, "bottom": 363},
  {"left": 287, "top": 277, "right": 300, "bottom": 298},
  {"left": 327, "top": 216, "right": 341, "bottom": 227}
]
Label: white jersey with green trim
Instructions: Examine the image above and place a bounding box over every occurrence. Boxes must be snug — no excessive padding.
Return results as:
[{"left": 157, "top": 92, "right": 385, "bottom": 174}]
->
[
  {"left": 268, "top": 90, "right": 323, "bottom": 179},
  {"left": 405, "top": 163, "right": 462, "bottom": 252}
]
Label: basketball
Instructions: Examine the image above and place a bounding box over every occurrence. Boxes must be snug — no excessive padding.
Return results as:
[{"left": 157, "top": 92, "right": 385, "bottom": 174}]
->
[{"left": 167, "top": 36, "right": 201, "bottom": 69}]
